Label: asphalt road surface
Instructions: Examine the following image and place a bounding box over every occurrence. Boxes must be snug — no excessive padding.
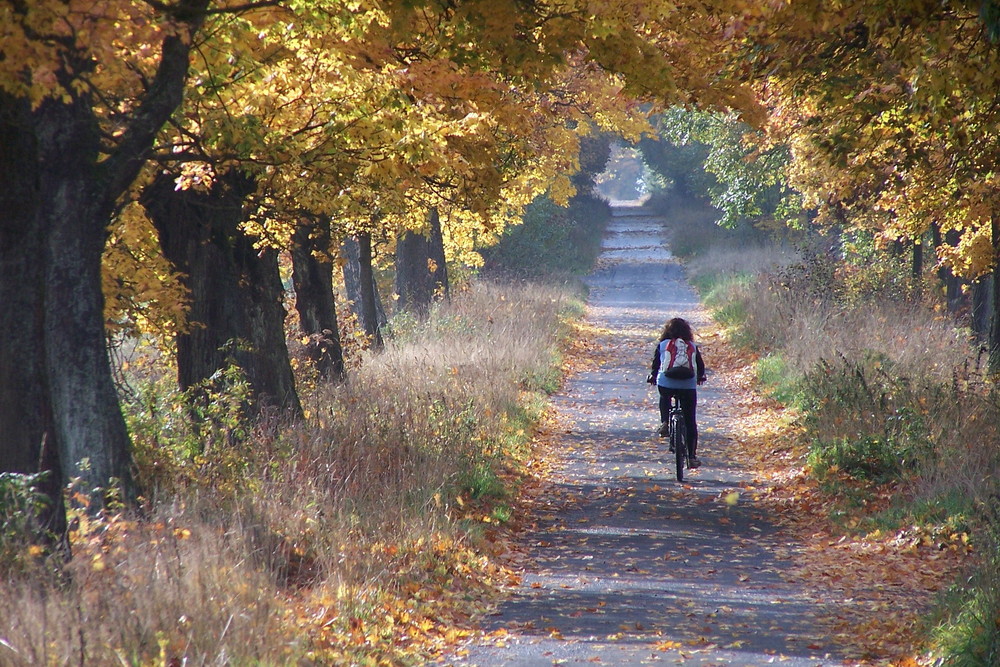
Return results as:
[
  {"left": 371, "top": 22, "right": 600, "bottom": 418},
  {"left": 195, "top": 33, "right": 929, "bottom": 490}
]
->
[{"left": 444, "top": 208, "right": 848, "bottom": 666}]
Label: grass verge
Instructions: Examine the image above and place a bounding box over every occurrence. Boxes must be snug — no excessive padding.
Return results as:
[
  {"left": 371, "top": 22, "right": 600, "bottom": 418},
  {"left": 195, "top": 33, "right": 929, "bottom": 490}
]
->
[
  {"left": 677, "top": 201, "right": 992, "bottom": 663},
  {"left": 0, "top": 281, "right": 585, "bottom": 666}
]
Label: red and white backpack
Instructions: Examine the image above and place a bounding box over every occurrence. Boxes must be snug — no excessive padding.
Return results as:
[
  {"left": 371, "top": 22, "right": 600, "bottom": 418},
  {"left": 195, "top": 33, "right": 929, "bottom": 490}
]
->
[{"left": 661, "top": 338, "right": 696, "bottom": 380}]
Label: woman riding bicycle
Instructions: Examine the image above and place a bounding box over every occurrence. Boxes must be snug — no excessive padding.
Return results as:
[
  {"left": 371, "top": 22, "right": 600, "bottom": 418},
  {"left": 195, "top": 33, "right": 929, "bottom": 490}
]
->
[{"left": 648, "top": 317, "right": 707, "bottom": 468}]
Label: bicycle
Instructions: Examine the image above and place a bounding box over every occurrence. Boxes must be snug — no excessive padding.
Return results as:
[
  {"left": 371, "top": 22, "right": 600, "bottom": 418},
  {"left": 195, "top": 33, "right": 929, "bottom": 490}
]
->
[{"left": 663, "top": 394, "right": 687, "bottom": 482}]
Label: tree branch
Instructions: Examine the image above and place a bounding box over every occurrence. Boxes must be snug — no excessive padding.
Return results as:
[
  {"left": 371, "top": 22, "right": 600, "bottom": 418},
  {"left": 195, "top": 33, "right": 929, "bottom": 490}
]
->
[
  {"left": 100, "top": 0, "right": 212, "bottom": 201},
  {"left": 142, "top": 0, "right": 281, "bottom": 18}
]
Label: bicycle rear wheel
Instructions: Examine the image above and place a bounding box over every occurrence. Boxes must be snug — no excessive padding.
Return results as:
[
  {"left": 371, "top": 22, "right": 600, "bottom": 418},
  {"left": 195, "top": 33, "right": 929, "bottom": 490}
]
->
[{"left": 671, "top": 412, "right": 685, "bottom": 482}]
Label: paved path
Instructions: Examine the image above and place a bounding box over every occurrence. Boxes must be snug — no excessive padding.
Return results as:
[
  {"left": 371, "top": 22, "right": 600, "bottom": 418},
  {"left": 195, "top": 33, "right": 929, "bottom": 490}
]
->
[{"left": 445, "top": 209, "right": 848, "bottom": 666}]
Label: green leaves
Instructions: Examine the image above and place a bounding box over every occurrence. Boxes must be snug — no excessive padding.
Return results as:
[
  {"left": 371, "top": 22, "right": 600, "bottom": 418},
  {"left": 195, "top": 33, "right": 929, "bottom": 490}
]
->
[{"left": 642, "top": 107, "right": 791, "bottom": 229}]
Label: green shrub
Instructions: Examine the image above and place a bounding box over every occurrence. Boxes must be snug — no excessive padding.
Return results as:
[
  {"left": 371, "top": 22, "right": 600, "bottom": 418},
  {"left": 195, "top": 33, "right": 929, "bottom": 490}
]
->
[
  {"left": 932, "top": 507, "right": 1000, "bottom": 665},
  {"left": 124, "top": 361, "right": 256, "bottom": 496},
  {"left": 483, "top": 194, "right": 611, "bottom": 277},
  {"left": 0, "top": 472, "right": 52, "bottom": 574},
  {"left": 807, "top": 435, "right": 908, "bottom": 482},
  {"left": 799, "top": 355, "right": 934, "bottom": 483}
]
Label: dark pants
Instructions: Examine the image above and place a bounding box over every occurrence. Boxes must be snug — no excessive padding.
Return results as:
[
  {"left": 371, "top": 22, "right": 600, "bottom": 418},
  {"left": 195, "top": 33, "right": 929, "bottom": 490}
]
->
[{"left": 658, "top": 386, "right": 698, "bottom": 457}]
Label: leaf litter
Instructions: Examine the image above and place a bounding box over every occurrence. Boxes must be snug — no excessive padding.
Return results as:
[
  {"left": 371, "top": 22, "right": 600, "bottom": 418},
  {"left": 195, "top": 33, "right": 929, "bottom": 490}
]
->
[
  {"left": 710, "top": 333, "right": 971, "bottom": 664},
  {"left": 430, "top": 316, "right": 972, "bottom": 666}
]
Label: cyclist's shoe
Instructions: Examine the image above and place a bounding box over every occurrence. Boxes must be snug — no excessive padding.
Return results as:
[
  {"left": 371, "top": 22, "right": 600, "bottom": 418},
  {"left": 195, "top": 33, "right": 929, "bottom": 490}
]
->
[
  {"left": 688, "top": 456, "right": 701, "bottom": 469},
  {"left": 658, "top": 421, "right": 669, "bottom": 436}
]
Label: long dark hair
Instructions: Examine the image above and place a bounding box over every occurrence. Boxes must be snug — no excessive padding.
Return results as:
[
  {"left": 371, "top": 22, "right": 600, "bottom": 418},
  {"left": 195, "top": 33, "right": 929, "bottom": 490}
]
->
[{"left": 659, "top": 317, "right": 693, "bottom": 342}]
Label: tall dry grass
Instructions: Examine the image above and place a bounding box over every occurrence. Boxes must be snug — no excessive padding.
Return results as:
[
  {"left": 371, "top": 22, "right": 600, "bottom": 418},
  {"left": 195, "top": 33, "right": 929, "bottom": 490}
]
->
[
  {"left": 0, "top": 280, "right": 578, "bottom": 666},
  {"left": 658, "top": 178, "right": 1000, "bottom": 666},
  {"left": 696, "top": 241, "right": 1000, "bottom": 506},
  {"left": 1, "top": 510, "right": 288, "bottom": 666},
  {"left": 735, "top": 276, "right": 975, "bottom": 382},
  {"left": 722, "top": 262, "right": 1000, "bottom": 665}
]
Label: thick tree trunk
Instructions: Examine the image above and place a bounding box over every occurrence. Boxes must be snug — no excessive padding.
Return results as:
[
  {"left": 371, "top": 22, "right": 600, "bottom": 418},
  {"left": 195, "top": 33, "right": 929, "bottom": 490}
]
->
[
  {"left": 291, "top": 222, "right": 345, "bottom": 381},
  {"left": 40, "top": 101, "right": 136, "bottom": 504},
  {"left": 911, "top": 235, "right": 923, "bottom": 297},
  {"left": 342, "top": 235, "right": 387, "bottom": 341},
  {"left": 0, "top": 2, "right": 207, "bottom": 520},
  {"left": 143, "top": 171, "right": 303, "bottom": 420},
  {"left": 0, "top": 94, "right": 66, "bottom": 533},
  {"left": 395, "top": 209, "right": 449, "bottom": 316}
]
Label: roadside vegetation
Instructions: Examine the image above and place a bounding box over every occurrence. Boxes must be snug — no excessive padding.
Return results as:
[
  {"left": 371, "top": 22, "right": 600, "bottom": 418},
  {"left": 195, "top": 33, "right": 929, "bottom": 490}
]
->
[
  {"left": 665, "top": 195, "right": 1000, "bottom": 664},
  {"left": 481, "top": 193, "right": 611, "bottom": 280},
  {"left": 0, "top": 200, "right": 608, "bottom": 666},
  {"left": 8, "top": 3, "right": 1000, "bottom": 666}
]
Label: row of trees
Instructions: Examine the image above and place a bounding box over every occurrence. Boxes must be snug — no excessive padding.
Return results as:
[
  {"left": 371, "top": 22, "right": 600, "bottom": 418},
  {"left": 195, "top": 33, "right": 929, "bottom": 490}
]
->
[
  {"left": 641, "top": 3, "right": 1000, "bottom": 349},
  {"left": 0, "top": 0, "right": 753, "bottom": 530},
  {"left": 735, "top": 2, "right": 1000, "bottom": 352},
  {"left": 6, "top": 0, "right": 1000, "bottom": 534}
]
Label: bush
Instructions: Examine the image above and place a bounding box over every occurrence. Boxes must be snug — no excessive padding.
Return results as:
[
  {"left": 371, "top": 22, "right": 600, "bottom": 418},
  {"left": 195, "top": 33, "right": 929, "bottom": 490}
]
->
[
  {"left": 482, "top": 193, "right": 611, "bottom": 278},
  {"left": 124, "top": 361, "right": 255, "bottom": 497}
]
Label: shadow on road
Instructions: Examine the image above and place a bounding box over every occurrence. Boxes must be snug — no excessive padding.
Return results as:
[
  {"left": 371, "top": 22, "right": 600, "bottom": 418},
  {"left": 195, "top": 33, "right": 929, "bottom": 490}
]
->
[{"left": 445, "top": 210, "right": 845, "bottom": 666}]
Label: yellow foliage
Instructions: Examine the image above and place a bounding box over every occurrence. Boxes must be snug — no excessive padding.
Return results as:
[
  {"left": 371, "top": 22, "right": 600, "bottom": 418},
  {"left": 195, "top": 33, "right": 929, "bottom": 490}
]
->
[
  {"left": 103, "top": 201, "right": 190, "bottom": 341},
  {"left": 749, "top": 0, "right": 1000, "bottom": 274}
]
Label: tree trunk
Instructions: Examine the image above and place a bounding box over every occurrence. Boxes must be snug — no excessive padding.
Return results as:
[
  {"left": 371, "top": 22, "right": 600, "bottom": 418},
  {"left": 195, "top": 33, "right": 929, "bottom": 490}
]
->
[
  {"left": 0, "top": 94, "right": 66, "bottom": 534},
  {"left": 40, "top": 99, "right": 137, "bottom": 505},
  {"left": 142, "top": 171, "right": 303, "bottom": 420},
  {"left": 990, "top": 213, "right": 1000, "bottom": 372},
  {"left": 395, "top": 230, "right": 433, "bottom": 316},
  {"left": 427, "top": 208, "right": 450, "bottom": 302},
  {"left": 395, "top": 209, "right": 449, "bottom": 317},
  {"left": 911, "top": 235, "right": 923, "bottom": 297},
  {"left": 342, "top": 236, "right": 364, "bottom": 319},
  {"left": 357, "top": 233, "right": 385, "bottom": 349},
  {"left": 0, "top": 2, "right": 208, "bottom": 519},
  {"left": 342, "top": 235, "right": 387, "bottom": 340},
  {"left": 291, "top": 222, "right": 345, "bottom": 381},
  {"left": 972, "top": 276, "right": 992, "bottom": 344},
  {"left": 932, "top": 223, "right": 965, "bottom": 312}
]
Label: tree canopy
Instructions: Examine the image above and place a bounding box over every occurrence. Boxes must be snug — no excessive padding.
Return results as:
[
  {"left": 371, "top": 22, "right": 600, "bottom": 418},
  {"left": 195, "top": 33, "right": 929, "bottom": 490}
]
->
[{"left": 6, "top": 0, "right": 1000, "bottom": 509}]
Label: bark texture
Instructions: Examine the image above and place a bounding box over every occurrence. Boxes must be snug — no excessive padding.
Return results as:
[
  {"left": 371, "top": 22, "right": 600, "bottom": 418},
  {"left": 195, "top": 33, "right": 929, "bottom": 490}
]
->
[
  {"left": 143, "top": 171, "right": 303, "bottom": 419},
  {"left": 395, "top": 209, "right": 449, "bottom": 317},
  {"left": 38, "top": 98, "right": 136, "bottom": 503},
  {"left": 342, "top": 234, "right": 387, "bottom": 344},
  {"left": 0, "top": 0, "right": 210, "bottom": 522},
  {"left": 0, "top": 94, "right": 66, "bottom": 532},
  {"left": 291, "top": 222, "right": 345, "bottom": 381}
]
